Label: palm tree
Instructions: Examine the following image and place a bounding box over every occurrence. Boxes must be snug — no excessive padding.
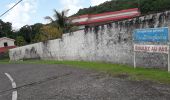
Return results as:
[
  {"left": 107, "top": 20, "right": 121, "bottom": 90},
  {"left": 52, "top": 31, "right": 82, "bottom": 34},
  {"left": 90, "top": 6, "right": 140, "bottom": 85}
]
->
[{"left": 45, "top": 9, "right": 71, "bottom": 34}]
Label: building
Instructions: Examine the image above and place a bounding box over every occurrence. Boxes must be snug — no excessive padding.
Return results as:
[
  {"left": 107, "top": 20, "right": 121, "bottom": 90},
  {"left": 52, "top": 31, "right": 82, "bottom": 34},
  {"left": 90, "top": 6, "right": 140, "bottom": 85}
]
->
[
  {"left": 70, "top": 8, "right": 140, "bottom": 28},
  {"left": 0, "top": 37, "right": 16, "bottom": 53}
]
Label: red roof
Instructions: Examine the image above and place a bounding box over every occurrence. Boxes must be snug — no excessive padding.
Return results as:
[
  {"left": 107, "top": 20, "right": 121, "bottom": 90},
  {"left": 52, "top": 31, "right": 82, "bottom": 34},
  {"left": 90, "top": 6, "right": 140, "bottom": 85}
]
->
[
  {"left": 79, "top": 13, "right": 140, "bottom": 25},
  {"left": 70, "top": 8, "right": 140, "bottom": 26},
  {"left": 0, "top": 46, "right": 16, "bottom": 53}
]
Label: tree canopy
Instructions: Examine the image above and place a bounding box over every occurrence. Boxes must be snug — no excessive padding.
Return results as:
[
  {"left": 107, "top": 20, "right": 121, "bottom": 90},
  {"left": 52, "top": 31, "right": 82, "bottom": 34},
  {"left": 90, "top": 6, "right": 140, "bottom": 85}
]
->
[
  {"left": 45, "top": 9, "right": 71, "bottom": 33},
  {"left": 0, "top": 20, "right": 13, "bottom": 38}
]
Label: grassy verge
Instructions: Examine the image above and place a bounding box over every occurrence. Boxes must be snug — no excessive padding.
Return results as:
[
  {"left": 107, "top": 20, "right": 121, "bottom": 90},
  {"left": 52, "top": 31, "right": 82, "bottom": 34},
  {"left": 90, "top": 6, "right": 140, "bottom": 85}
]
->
[
  {"left": 2, "top": 60, "right": 170, "bottom": 84},
  {"left": 0, "top": 59, "right": 10, "bottom": 64}
]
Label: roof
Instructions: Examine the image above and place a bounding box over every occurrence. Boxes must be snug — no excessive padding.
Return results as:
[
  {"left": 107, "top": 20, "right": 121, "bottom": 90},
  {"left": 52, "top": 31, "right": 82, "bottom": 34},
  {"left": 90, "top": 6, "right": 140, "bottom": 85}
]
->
[
  {"left": 70, "top": 8, "right": 140, "bottom": 26},
  {"left": 0, "top": 46, "right": 16, "bottom": 53},
  {"left": 71, "top": 8, "right": 139, "bottom": 19},
  {"left": 0, "top": 37, "right": 15, "bottom": 41},
  {"left": 79, "top": 13, "right": 140, "bottom": 25}
]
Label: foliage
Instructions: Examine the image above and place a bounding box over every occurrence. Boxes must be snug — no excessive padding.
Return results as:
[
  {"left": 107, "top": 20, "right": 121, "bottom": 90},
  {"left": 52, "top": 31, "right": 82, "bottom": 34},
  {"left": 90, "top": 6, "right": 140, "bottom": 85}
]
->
[
  {"left": 0, "top": 20, "right": 14, "bottom": 38},
  {"left": 15, "top": 36, "right": 26, "bottom": 46},
  {"left": 74, "top": 0, "right": 170, "bottom": 16},
  {"left": 39, "top": 25, "right": 62, "bottom": 41},
  {"left": 45, "top": 9, "right": 74, "bottom": 33},
  {"left": 16, "top": 23, "right": 43, "bottom": 44},
  {"left": 0, "top": 19, "right": 62, "bottom": 46},
  {"left": 32, "top": 33, "right": 41, "bottom": 43},
  {"left": 18, "top": 25, "right": 32, "bottom": 44}
]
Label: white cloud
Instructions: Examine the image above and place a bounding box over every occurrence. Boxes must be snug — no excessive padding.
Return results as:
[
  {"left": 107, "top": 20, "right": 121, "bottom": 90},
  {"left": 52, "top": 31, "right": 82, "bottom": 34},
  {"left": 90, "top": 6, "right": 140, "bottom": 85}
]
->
[
  {"left": 60, "top": 0, "right": 83, "bottom": 16},
  {"left": 3, "top": 0, "right": 38, "bottom": 29},
  {"left": 90, "top": 0, "right": 111, "bottom": 6},
  {"left": 59, "top": 0, "right": 111, "bottom": 16}
]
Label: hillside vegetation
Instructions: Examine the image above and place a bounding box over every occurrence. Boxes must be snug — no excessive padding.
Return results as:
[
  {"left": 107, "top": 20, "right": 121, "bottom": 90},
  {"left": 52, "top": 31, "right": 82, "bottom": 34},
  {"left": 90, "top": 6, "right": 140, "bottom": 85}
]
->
[{"left": 74, "top": 0, "right": 170, "bottom": 16}]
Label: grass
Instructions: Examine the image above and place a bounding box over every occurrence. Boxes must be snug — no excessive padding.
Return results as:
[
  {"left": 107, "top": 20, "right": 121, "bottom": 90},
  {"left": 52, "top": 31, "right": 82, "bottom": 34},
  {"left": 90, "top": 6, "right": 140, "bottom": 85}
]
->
[
  {"left": 1, "top": 60, "right": 170, "bottom": 84},
  {"left": 0, "top": 59, "right": 10, "bottom": 64}
]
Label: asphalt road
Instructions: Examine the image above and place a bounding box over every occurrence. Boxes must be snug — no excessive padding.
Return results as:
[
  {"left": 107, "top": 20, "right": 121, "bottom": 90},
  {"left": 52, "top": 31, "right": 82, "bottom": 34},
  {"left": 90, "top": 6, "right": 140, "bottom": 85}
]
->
[{"left": 0, "top": 64, "right": 170, "bottom": 100}]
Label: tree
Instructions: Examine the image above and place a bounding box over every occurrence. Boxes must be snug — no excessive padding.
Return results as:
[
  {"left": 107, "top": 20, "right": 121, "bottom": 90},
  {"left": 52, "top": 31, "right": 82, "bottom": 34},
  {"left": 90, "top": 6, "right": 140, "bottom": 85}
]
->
[
  {"left": 0, "top": 20, "right": 13, "bottom": 38},
  {"left": 18, "top": 25, "right": 33, "bottom": 44},
  {"left": 45, "top": 9, "right": 72, "bottom": 34},
  {"left": 30, "top": 23, "right": 43, "bottom": 43},
  {"left": 39, "top": 25, "right": 62, "bottom": 41},
  {"left": 16, "top": 24, "right": 43, "bottom": 44},
  {"left": 32, "top": 33, "right": 41, "bottom": 43},
  {"left": 15, "top": 36, "right": 25, "bottom": 46}
]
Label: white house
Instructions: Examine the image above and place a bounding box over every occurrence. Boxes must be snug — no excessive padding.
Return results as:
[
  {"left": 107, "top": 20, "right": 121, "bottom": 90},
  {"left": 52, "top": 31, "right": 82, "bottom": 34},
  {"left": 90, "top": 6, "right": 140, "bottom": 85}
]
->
[{"left": 0, "top": 37, "right": 15, "bottom": 48}]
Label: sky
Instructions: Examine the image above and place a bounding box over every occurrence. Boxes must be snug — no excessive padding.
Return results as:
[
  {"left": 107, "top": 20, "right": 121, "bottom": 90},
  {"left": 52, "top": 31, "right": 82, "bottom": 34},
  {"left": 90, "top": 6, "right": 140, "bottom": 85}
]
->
[{"left": 0, "top": 0, "right": 111, "bottom": 29}]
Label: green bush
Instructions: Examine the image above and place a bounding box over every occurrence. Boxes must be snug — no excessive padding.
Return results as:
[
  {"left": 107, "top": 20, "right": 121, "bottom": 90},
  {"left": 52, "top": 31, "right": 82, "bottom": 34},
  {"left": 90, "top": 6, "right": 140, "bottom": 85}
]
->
[{"left": 0, "top": 52, "right": 9, "bottom": 60}]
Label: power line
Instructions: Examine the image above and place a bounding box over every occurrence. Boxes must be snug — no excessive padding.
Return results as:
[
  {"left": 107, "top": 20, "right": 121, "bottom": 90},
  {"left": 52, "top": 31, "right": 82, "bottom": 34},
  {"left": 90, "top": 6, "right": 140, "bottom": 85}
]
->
[{"left": 0, "top": 0, "right": 23, "bottom": 18}]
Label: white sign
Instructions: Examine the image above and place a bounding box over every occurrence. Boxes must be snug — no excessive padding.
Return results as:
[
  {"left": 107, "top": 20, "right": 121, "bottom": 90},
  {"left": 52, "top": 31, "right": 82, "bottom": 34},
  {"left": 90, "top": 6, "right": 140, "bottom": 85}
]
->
[{"left": 134, "top": 44, "right": 169, "bottom": 54}]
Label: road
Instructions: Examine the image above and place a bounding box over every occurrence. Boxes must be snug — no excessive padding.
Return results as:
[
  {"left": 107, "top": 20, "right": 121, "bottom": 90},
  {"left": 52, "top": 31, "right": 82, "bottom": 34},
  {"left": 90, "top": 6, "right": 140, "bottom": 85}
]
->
[{"left": 0, "top": 64, "right": 170, "bottom": 100}]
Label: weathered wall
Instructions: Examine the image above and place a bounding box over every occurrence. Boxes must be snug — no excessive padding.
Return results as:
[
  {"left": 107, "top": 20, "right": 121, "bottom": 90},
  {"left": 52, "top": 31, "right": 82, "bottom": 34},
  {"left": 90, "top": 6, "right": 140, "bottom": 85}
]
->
[{"left": 9, "top": 11, "right": 170, "bottom": 69}]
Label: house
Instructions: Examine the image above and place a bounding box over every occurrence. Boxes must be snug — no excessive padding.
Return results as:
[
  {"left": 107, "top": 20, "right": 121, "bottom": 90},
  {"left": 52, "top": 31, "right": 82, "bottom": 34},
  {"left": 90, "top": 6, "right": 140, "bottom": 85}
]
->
[
  {"left": 0, "top": 37, "right": 16, "bottom": 53},
  {"left": 69, "top": 8, "right": 140, "bottom": 28}
]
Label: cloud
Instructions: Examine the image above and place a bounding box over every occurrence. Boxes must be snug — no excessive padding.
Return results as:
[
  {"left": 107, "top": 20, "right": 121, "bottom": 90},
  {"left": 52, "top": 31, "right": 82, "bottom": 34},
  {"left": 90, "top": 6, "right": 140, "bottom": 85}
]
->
[
  {"left": 3, "top": 0, "right": 38, "bottom": 29},
  {"left": 90, "top": 0, "right": 111, "bottom": 6},
  {"left": 60, "top": 0, "right": 83, "bottom": 16},
  {"left": 59, "top": 0, "right": 111, "bottom": 16}
]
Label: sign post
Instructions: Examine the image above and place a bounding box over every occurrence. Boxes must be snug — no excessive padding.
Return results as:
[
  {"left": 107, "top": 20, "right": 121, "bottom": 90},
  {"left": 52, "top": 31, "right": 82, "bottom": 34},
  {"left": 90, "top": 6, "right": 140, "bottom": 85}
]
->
[
  {"left": 134, "top": 50, "right": 136, "bottom": 69},
  {"left": 168, "top": 43, "right": 170, "bottom": 72},
  {"left": 133, "top": 27, "right": 169, "bottom": 72},
  {"left": 168, "top": 50, "right": 170, "bottom": 72}
]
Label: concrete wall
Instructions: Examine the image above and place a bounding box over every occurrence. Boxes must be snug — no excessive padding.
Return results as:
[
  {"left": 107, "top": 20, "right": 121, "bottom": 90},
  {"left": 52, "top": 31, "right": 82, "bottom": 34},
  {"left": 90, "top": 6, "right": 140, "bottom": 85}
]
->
[{"left": 9, "top": 11, "right": 170, "bottom": 69}]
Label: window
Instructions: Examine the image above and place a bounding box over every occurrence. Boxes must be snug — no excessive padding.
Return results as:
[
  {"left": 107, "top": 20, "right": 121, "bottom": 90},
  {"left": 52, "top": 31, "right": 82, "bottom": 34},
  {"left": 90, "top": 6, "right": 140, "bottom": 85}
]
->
[{"left": 4, "top": 42, "right": 8, "bottom": 47}]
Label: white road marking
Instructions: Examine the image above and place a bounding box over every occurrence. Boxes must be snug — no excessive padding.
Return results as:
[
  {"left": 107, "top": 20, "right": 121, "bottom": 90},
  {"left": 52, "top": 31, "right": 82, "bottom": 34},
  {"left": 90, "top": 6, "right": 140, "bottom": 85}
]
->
[
  {"left": 12, "top": 91, "right": 17, "bottom": 100},
  {"left": 5, "top": 73, "right": 17, "bottom": 100}
]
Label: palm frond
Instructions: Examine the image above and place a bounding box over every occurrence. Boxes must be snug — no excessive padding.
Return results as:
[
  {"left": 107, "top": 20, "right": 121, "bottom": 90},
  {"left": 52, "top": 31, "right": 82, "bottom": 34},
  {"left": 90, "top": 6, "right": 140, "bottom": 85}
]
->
[
  {"left": 53, "top": 9, "right": 62, "bottom": 20},
  {"left": 63, "top": 9, "right": 70, "bottom": 17},
  {"left": 44, "top": 9, "right": 74, "bottom": 34},
  {"left": 44, "top": 16, "right": 54, "bottom": 22}
]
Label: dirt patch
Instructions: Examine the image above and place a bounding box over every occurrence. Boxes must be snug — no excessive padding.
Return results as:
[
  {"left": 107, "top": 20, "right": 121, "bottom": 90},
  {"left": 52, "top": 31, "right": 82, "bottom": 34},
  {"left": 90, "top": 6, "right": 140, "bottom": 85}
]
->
[{"left": 115, "top": 73, "right": 129, "bottom": 79}]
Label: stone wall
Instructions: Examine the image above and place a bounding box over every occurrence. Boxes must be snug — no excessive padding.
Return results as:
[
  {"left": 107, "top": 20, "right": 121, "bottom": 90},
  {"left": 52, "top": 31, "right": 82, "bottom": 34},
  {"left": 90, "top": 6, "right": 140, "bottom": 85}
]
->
[{"left": 9, "top": 11, "right": 170, "bottom": 69}]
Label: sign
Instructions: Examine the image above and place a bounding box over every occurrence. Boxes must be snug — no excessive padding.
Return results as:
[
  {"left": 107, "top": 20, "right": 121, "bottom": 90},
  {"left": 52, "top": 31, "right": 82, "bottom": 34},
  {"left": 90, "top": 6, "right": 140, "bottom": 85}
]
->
[
  {"left": 133, "top": 27, "right": 170, "bottom": 72},
  {"left": 134, "top": 27, "right": 169, "bottom": 42},
  {"left": 134, "top": 44, "right": 169, "bottom": 54}
]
